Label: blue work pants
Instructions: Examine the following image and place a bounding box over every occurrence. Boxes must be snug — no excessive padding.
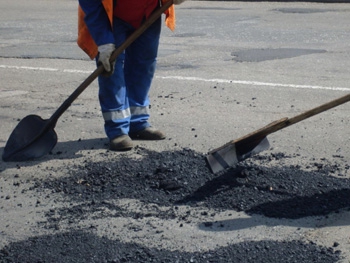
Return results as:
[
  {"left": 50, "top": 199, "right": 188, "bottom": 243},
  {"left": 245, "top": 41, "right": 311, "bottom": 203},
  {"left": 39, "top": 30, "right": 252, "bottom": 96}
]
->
[{"left": 98, "top": 17, "right": 161, "bottom": 140}]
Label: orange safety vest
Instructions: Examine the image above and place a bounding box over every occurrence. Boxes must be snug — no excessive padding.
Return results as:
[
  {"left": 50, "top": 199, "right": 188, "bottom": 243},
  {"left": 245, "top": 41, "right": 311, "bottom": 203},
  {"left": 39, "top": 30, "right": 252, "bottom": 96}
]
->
[{"left": 77, "top": 0, "right": 175, "bottom": 60}]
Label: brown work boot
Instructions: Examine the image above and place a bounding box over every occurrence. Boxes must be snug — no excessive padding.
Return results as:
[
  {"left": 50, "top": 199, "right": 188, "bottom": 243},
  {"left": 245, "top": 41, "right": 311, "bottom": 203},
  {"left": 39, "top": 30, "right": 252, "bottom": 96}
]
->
[
  {"left": 129, "top": 127, "right": 166, "bottom": 140},
  {"left": 109, "top": 135, "right": 133, "bottom": 151}
]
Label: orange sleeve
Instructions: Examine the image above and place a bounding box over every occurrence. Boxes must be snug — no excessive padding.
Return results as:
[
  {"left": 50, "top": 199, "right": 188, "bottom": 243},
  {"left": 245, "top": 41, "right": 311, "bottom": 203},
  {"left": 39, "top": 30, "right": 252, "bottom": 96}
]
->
[
  {"left": 77, "top": 0, "right": 113, "bottom": 60},
  {"left": 161, "top": 0, "right": 176, "bottom": 31},
  {"left": 77, "top": 6, "right": 98, "bottom": 59},
  {"left": 102, "top": 0, "right": 114, "bottom": 27}
]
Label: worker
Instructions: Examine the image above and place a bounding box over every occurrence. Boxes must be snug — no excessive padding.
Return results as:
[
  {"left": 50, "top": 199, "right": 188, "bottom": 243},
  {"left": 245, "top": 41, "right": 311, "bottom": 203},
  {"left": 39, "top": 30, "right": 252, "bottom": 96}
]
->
[{"left": 78, "top": 0, "right": 185, "bottom": 151}]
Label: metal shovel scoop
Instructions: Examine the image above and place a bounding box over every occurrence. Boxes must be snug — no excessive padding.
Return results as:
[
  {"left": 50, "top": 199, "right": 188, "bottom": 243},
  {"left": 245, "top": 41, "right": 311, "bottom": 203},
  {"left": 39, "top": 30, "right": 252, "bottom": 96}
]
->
[
  {"left": 2, "top": 0, "right": 173, "bottom": 162},
  {"left": 207, "top": 92, "right": 350, "bottom": 174}
]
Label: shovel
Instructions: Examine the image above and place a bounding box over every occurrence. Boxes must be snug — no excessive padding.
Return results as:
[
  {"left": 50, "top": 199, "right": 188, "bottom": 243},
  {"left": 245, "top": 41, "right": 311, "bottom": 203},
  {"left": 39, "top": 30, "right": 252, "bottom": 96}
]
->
[
  {"left": 2, "top": 0, "right": 173, "bottom": 162},
  {"left": 206, "top": 92, "right": 350, "bottom": 174}
]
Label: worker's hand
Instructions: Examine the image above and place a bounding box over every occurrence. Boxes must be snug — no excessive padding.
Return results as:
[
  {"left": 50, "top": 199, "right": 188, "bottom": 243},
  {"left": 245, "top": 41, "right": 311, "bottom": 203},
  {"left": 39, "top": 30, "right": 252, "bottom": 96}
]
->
[
  {"left": 172, "top": 0, "right": 186, "bottom": 5},
  {"left": 98, "top": 43, "right": 115, "bottom": 76}
]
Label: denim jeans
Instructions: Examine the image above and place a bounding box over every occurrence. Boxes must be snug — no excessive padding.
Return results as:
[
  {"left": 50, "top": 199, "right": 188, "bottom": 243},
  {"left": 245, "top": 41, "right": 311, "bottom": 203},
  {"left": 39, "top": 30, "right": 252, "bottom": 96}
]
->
[{"left": 97, "top": 16, "right": 161, "bottom": 139}]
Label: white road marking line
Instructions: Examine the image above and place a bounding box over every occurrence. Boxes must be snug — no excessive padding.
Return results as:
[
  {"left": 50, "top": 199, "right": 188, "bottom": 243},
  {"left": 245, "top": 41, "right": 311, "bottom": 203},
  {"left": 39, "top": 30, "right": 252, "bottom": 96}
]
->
[
  {"left": 157, "top": 76, "right": 350, "bottom": 92},
  {"left": 1, "top": 64, "right": 350, "bottom": 92},
  {"left": 0, "top": 65, "right": 59, "bottom": 71},
  {"left": 0, "top": 90, "right": 28, "bottom": 98},
  {"left": 0, "top": 65, "right": 92, "bottom": 74},
  {"left": 62, "top": 69, "right": 93, "bottom": 74}
]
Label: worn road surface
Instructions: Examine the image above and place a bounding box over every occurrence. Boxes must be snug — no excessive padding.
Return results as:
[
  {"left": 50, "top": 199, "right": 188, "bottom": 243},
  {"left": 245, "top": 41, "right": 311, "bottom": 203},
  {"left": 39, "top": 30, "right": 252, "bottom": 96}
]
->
[{"left": 1, "top": 1, "right": 350, "bottom": 262}]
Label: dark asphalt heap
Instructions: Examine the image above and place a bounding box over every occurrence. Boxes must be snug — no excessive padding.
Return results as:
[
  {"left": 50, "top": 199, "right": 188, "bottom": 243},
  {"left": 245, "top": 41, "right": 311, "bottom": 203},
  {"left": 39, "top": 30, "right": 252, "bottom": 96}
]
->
[
  {"left": 1, "top": 147, "right": 349, "bottom": 262},
  {"left": 0, "top": 232, "right": 341, "bottom": 263},
  {"left": 33, "top": 147, "right": 350, "bottom": 219}
]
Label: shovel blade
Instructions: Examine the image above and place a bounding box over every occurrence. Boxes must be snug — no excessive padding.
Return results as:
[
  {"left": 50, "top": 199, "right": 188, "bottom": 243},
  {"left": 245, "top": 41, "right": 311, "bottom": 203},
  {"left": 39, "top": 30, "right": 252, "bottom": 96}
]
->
[
  {"left": 2, "top": 115, "right": 57, "bottom": 162},
  {"left": 206, "top": 137, "right": 270, "bottom": 174}
]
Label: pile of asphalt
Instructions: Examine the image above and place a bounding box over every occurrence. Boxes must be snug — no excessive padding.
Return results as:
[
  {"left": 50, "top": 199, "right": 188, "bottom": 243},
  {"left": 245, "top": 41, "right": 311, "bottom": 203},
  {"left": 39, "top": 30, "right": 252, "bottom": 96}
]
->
[
  {"left": 0, "top": 232, "right": 341, "bottom": 263},
  {"left": 1, "top": 147, "right": 349, "bottom": 262},
  {"left": 33, "top": 147, "right": 350, "bottom": 219}
]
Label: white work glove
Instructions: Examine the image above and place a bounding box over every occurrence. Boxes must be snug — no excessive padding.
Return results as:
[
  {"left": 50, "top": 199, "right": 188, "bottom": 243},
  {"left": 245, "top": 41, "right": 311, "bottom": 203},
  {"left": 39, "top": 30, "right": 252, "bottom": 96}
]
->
[
  {"left": 98, "top": 43, "right": 115, "bottom": 75},
  {"left": 172, "top": 0, "right": 186, "bottom": 5}
]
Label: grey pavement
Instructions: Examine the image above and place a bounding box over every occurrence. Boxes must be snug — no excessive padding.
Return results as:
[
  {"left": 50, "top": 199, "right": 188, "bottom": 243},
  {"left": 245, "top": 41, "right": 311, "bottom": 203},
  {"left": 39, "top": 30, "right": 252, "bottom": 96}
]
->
[{"left": 1, "top": 0, "right": 350, "bottom": 262}]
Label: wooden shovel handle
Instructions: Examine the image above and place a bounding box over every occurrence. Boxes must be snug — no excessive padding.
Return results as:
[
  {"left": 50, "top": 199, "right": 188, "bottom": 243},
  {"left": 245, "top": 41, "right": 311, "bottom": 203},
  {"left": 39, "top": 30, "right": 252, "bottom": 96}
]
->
[
  {"left": 286, "top": 92, "right": 350, "bottom": 126},
  {"left": 210, "top": 92, "right": 350, "bottom": 153},
  {"left": 209, "top": 118, "right": 288, "bottom": 153},
  {"left": 238, "top": 92, "right": 350, "bottom": 143},
  {"left": 234, "top": 117, "right": 288, "bottom": 143}
]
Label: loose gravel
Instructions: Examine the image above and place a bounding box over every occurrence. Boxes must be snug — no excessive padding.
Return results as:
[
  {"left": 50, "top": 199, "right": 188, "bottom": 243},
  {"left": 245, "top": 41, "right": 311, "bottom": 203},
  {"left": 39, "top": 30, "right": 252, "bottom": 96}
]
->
[{"left": 1, "top": 147, "right": 349, "bottom": 262}]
